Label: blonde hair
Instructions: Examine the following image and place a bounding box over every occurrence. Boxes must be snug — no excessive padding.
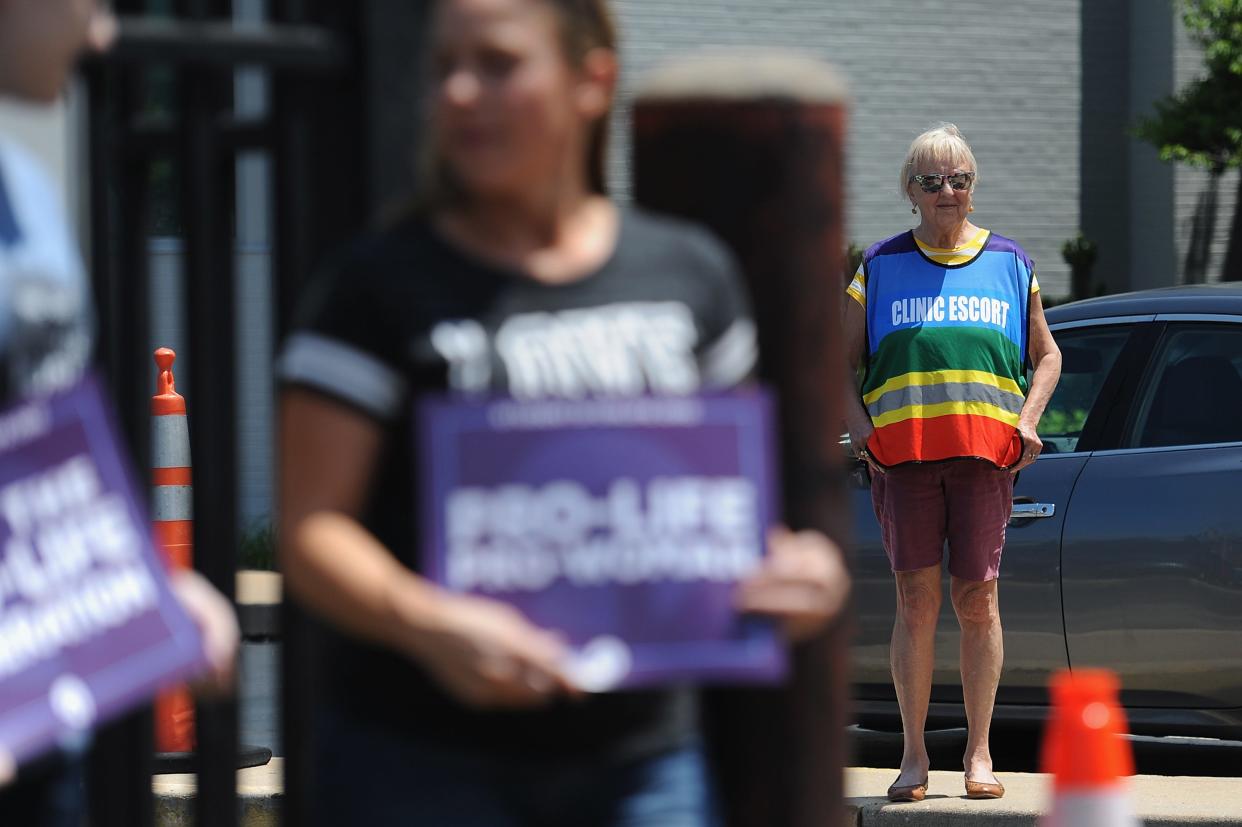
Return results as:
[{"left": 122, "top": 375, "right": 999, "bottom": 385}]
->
[
  {"left": 899, "top": 123, "right": 978, "bottom": 199},
  {"left": 417, "top": 0, "right": 618, "bottom": 209}
]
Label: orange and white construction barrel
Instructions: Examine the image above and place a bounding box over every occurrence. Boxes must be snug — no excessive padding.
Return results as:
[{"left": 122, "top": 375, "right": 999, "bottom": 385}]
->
[
  {"left": 151, "top": 347, "right": 196, "bottom": 754},
  {"left": 152, "top": 347, "right": 193, "bottom": 571},
  {"left": 1039, "top": 669, "right": 1139, "bottom": 827}
]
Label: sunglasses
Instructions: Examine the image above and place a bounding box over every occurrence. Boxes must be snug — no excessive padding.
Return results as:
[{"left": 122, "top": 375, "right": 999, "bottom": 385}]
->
[{"left": 910, "top": 172, "right": 975, "bottom": 193}]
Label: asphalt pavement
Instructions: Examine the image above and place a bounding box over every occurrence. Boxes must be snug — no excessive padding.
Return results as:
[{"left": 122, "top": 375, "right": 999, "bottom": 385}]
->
[{"left": 849, "top": 724, "right": 1242, "bottom": 777}]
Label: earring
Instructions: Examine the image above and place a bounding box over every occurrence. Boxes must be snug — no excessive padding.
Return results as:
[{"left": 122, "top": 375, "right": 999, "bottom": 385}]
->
[
  {"left": 911, "top": 206, "right": 917, "bottom": 214},
  {"left": 968, "top": 204, "right": 975, "bottom": 213}
]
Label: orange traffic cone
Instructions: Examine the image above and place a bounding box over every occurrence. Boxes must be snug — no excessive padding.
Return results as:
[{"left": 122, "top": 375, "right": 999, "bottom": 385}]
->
[
  {"left": 1039, "top": 669, "right": 1139, "bottom": 827},
  {"left": 152, "top": 347, "right": 196, "bottom": 754}
]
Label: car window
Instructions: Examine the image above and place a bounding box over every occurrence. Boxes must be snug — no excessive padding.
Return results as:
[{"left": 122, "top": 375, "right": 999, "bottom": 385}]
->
[
  {"left": 1036, "top": 327, "right": 1130, "bottom": 453},
  {"left": 1128, "top": 324, "right": 1242, "bottom": 448}
]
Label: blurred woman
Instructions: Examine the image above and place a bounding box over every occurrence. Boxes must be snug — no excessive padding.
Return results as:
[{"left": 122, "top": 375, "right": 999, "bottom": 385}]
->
[
  {"left": 277, "top": 0, "right": 848, "bottom": 824},
  {"left": 843, "top": 124, "right": 1060, "bottom": 803}
]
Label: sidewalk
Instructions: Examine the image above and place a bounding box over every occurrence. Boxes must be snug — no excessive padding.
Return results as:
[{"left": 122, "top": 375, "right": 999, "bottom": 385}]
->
[{"left": 845, "top": 767, "right": 1242, "bottom": 826}]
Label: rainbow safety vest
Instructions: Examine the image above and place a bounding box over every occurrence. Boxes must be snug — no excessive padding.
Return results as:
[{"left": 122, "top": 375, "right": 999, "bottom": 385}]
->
[{"left": 856, "top": 230, "right": 1034, "bottom": 469}]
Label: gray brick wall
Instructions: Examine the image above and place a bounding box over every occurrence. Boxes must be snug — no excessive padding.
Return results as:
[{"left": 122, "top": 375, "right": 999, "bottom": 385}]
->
[
  {"left": 1126, "top": 0, "right": 1177, "bottom": 293},
  {"left": 609, "top": 0, "right": 1080, "bottom": 297},
  {"left": 1172, "top": 11, "right": 1239, "bottom": 284}
]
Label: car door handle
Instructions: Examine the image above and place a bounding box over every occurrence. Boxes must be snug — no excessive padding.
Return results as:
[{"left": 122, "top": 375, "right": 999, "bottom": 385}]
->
[{"left": 1010, "top": 502, "right": 1055, "bottom": 519}]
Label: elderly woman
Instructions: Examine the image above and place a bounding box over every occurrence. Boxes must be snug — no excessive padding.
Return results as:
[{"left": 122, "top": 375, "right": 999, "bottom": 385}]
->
[{"left": 843, "top": 124, "right": 1061, "bottom": 802}]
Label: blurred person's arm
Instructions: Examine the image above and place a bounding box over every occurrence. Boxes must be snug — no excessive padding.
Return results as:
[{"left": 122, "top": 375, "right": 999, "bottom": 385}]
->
[{"left": 278, "top": 390, "right": 580, "bottom": 707}]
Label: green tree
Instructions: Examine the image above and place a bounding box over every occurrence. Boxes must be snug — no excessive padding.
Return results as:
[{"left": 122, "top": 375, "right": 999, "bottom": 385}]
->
[{"left": 1135, "top": 0, "right": 1242, "bottom": 281}]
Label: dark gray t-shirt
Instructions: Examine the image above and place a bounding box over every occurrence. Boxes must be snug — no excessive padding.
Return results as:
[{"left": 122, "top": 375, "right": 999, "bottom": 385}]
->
[{"left": 278, "top": 207, "right": 757, "bottom": 757}]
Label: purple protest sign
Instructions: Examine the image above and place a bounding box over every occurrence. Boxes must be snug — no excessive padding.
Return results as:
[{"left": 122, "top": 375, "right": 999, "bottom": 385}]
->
[
  {"left": 0, "top": 376, "right": 206, "bottom": 765},
  {"left": 418, "top": 390, "right": 786, "bottom": 691}
]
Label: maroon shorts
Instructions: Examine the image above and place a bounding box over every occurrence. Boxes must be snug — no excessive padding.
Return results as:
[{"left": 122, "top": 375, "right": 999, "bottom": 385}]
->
[{"left": 870, "top": 459, "right": 1013, "bottom": 581}]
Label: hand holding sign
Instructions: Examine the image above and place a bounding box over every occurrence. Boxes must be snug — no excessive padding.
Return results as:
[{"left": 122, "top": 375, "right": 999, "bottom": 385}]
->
[
  {"left": 0, "top": 379, "right": 208, "bottom": 767},
  {"left": 736, "top": 526, "right": 850, "bottom": 643},
  {"left": 419, "top": 392, "right": 787, "bottom": 690},
  {"left": 168, "top": 569, "right": 239, "bottom": 696},
  {"left": 411, "top": 590, "right": 582, "bottom": 709}
]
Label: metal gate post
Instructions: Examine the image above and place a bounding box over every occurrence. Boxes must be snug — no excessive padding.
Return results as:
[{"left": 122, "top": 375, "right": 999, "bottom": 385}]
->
[
  {"left": 632, "top": 51, "right": 853, "bottom": 827},
  {"left": 82, "top": 3, "right": 362, "bottom": 822},
  {"left": 85, "top": 3, "right": 157, "bottom": 819},
  {"left": 179, "top": 0, "right": 242, "bottom": 823}
]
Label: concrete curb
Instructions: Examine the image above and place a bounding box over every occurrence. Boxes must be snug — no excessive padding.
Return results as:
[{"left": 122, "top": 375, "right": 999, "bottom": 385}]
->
[
  {"left": 846, "top": 768, "right": 1242, "bottom": 826},
  {"left": 153, "top": 758, "right": 283, "bottom": 827},
  {"left": 236, "top": 570, "right": 281, "bottom": 639}
]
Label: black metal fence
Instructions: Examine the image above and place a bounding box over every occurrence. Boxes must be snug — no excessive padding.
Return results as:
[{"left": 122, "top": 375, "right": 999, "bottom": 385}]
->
[
  {"left": 82, "top": 7, "right": 850, "bottom": 825},
  {"left": 84, "top": 2, "right": 365, "bottom": 823}
]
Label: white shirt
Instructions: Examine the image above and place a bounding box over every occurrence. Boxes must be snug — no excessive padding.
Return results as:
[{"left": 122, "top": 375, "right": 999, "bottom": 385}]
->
[{"left": 0, "top": 136, "right": 91, "bottom": 401}]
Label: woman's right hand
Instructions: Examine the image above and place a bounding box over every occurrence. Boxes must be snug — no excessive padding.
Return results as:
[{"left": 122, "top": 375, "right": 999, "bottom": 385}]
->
[
  {"left": 280, "top": 392, "right": 581, "bottom": 710},
  {"left": 409, "top": 591, "right": 583, "bottom": 709}
]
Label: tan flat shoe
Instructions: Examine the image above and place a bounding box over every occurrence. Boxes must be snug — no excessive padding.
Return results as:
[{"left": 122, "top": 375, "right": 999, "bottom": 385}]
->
[
  {"left": 886, "top": 777, "right": 928, "bottom": 802},
  {"left": 964, "top": 775, "right": 1004, "bottom": 799}
]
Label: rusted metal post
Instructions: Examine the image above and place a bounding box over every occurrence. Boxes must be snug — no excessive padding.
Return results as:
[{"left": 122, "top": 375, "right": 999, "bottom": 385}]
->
[{"left": 633, "top": 51, "right": 852, "bottom": 827}]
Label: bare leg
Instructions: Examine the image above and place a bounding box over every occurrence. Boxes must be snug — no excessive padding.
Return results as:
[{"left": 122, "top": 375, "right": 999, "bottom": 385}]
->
[
  {"left": 951, "top": 576, "right": 1003, "bottom": 785},
  {"left": 890, "top": 565, "right": 942, "bottom": 787}
]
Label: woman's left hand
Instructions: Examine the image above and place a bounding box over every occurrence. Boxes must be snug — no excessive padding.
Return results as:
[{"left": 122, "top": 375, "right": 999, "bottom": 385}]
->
[
  {"left": 735, "top": 526, "right": 850, "bottom": 643},
  {"left": 1012, "top": 420, "right": 1043, "bottom": 473}
]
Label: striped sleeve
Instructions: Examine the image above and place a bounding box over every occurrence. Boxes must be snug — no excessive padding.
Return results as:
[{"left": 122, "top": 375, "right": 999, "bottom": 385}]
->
[
  {"left": 846, "top": 263, "right": 865, "bottom": 307},
  {"left": 691, "top": 229, "right": 758, "bottom": 388},
  {"left": 1031, "top": 272, "right": 1041, "bottom": 294},
  {"left": 277, "top": 332, "right": 407, "bottom": 420},
  {"left": 275, "top": 256, "right": 409, "bottom": 421},
  {"left": 701, "top": 318, "right": 757, "bottom": 388}
]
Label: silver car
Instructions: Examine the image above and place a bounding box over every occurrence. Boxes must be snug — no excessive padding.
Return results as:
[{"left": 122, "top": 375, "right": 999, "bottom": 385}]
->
[{"left": 849, "top": 284, "right": 1242, "bottom": 737}]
